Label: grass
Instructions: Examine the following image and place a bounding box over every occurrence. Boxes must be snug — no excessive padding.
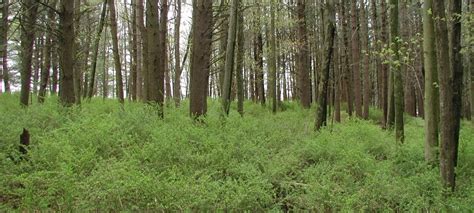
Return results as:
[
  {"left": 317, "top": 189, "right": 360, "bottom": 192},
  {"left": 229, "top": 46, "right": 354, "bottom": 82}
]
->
[{"left": 0, "top": 94, "right": 473, "bottom": 211}]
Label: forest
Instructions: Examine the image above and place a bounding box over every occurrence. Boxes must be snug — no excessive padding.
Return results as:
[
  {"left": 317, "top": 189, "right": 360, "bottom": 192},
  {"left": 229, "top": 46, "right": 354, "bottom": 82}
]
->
[{"left": 0, "top": 0, "right": 473, "bottom": 211}]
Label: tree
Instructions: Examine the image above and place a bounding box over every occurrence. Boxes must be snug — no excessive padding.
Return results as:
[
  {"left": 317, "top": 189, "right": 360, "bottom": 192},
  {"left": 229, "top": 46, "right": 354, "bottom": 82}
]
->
[
  {"left": 361, "top": 0, "right": 370, "bottom": 119},
  {"left": 59, "top": 0, "right": 76, "bottom": 106},
  {"left": 189, "top": 0, "right": 213, "bottom": 118},
  {"left": 108, "top": 0, "right": 124, "bottom": 104},
  {"left": 1, "top": 0, "right": 9, "bottom": 93},
  {"left": 221, "top": 0, "right": 239, "bottom": 116},
  {"left": 422, "top": 0, "right": 439, "bottom": 164},
  {"left": 296, "top": 0, "right": 311, "bottom": 108},
  {"left": 173, "top": 0, "right": 182, "bottom": 107},
  {"left": 88, "top": 0, "right": 108, "bottom": 99},
  {"left": 19, "top": 0, "right": 39, "bottom": 106},
  {"left": 269, "top": 0, "right": 278, "bottom": 113},
  {"left": 315, "top": 0, "right": 336, "bottom": 130},
  {"left": 158, "top": 0, "right": 169, "bottom": 105},
  {"left": 38, "top": 0, "right": 57, "bottom": 103},
  {"left": 236, "top": 7, "right": 244, "bottom": 117},
  {"left": 433, "top": 0, "right": 463, "bottom": 191},
  {"left": 390, "top": 0, "right": 404, "bottom": 142},
  {"left": 351, "top": 0, "right": 362, "bottom": 117}
]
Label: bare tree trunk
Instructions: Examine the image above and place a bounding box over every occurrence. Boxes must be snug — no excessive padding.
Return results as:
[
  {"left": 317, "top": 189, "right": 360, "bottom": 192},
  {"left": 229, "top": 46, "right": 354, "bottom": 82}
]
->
[
  {"left": 236, "top": 4, "right": 244, "bottom": 116},
  {"left": 221, "top": 0, "right": 239, "bottom": 116},
  {"left": 351, "top": 0, "right": 362, "bottom": 117},
  {"left": 88, "top": 0, "right": 107, "bottom": 99},
  {"left": 38, "top": 0, "right": 57, "bottom": 103},
  {"left": 269, "top": 0, "right": 278, "bottom": 113},
  {"left": 189, "top": 0, "right": 213, "bottom": 118},
  {"left": 434, "top": 0, "right": 463, "bottom": 192},
  {"left": 59, "top": 0, "right": 76, "bottom": 106},
  {"left": 173, "top": 0, "right": 182, "bottom": 106},
  {"left": 1, "top": 0, "right": 9, "bottom": 93},
  {"left": 423, "top": 0, "right": 439, "bottom": 164},
  {"left": 390, "top": 0, "right": 404, "bottom": 142},
  {"left": 19, "top": 0, "right": 39, "bottom": 106},
  {"left": 159, "top": 0, "right": 169, "bottom": 108},
  {"left": 296, "top": 0, "right": 311, "bottom": 108},
  {"left": 361, "top": 0, "right": 370, "bottom": 119},
  {"left": 315, "top": 0, "right": 336, "bottom": 130},
  {"left": 108, "top": 0, "right": 124, "bottom": 103}
]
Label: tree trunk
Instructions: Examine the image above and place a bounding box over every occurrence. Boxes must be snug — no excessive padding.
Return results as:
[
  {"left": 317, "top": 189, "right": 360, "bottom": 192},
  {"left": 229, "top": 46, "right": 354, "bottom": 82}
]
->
[
  {"left": 88, "top": 0, "right": 107, "bottom": 99},
  {"left": 189, "top": 0, "right": 213, "bottom": 118},
  {"left": 361, "top": 0, "right": 370, "bottom": 119},
  {"left": 423, "top": 0, "right": 439, "bottom": 164},
  {"left": 73, "top": 0, "right": 82, "bottom": 104},
  {"left": 433, "top": 0, "right": 461, "bottom": 191},
  {"left": 315, "top": 0, "right": 336, "bottom": 130},
  {"left": 173, "top": 0, "right": 182, "bottom": 107},
  {"left": 59, "top": 0, "right": 76, "bottom": 106},
  {"left": 130, "top": 0, "right": 138, "bottom": 101},
  {"left": 269, "top": 0, "right": 278, "bottom": 113},
  {"left": 390, "top": 0, "right": 404, "bottom": 143},
  {"left": 236, "top": 7, "right": 244, "bottom": 116},
  {"left": 296, "top": 0, "right": 311, "bottom": 108},
  {"left": 1, "top": 0, "right": 9, "bottom": 93},
  {"left": 221, "top": 0, "right": 239, "bottom": 116},
  {"left": 380, "top": 0, "right": 389, "bottom": 126},
  {"left": 351, "top": 0, "right": 362, "bottom": 117},
  {"left": 38, "top": 0, "right": 57, "bottom": 103},
  {"left": 160, "top": 0, "right": 169, "bottom": 106},
  {"left": 19, "top": 0, "right": 39, "bottom": 106},
  {"left": 108, "top": 0, "right": 124, "bottom": 104}
]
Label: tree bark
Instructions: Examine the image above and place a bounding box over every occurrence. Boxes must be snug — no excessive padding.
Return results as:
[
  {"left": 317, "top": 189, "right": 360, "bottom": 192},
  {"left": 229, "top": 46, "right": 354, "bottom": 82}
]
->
[
  {"left": 433, "top": 0, "right": 462, "bottom": 191},
  {"left": 38, "top": 0, "right": 57, "bottom": 103},
  {"left": 236, "top": 6, "right": 244, "bottom": 116},
  {"left": 108, "top": 0, "right": 124, "bottom": 104},
  {"left": 88, "top": 0, "right": 107, "bottom": 99},
  {"left": 351, "top": 0, "right": 362, "bottom": 117},
  {"left": 221, "top": 0, "right": 239, "bottom": 116},
  {"left": 189, "top": 0, "right": 213, "bottom": 118},
  {"left": 390, "top": 0, "right": 404, "bottom": 143},
  {"left": 19, "top": 0, "right": 39, "bottom": 106},
  {"left": 1, "top": 0, "right": 9, "bottom": 93},
  {"left": 296, "top": 0, "right": 311, "bottom": 108},
  {"left": 173, "top": 0, "right": 182, "bottom": 107},
  {"left": 59, "top": 0, "right": 76, "bottom": 106},
  {"left": 423, "top": 0, "right": 439, "bottom": 164},
  {"left": 269, "top": 0, "right": 278, "bottom": 113},
  {"left": 361, "top": 0, "right": 370, "bottom": 119},
  {"left": 315, "top": 0, "right": 336, "bottom": 130}
]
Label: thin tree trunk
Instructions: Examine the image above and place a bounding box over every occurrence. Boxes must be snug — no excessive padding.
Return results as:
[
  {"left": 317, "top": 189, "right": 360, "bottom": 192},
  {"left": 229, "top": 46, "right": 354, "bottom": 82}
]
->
[
  {"left": 296, "top": 0, "right": 311, "bottom": 108},
  {"left": 361, "top": 0, "right": 370, "bottom": 119},
  {"left": 38, "top": 0, "right": 57, "bottom": 103},
  {"left": 423, "top": 0, "right": 439, "bottom": 164},
  {"left": 351, "top": 0, "right": 362, "bottom": 117},
  {"left": 236, "top": 7, "right": 244, "bottom": 116},
  {"left": 390, "top": 0, "right": 404, "bottom": 142},
  {"left": 221, "top": 0, "right": 239, "bottom": 116},
  {"left": 88, "top": 0, "right": 107, "bottom": 99},
  {"left": 1, "top": 0, "right": 10, "bottom": 93},
  {"left": 269, "top": 0, "right": 278, "bottom": 113},
  {"left": 108, "top": 0, "right": 124, "bottom": 103},
  {"left": 19, "top": 0, "right": 39, "bottom": 106},
  {"left": 173, "top": 0, "right": 182, "bottom": 106},
  {"left": 315, "top": 0, "right": 336, "bottom": 130}
]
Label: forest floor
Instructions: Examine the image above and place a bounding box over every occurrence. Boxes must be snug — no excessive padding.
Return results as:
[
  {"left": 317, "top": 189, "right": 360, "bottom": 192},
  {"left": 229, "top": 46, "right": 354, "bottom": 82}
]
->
[{"left": 0, "top": 94, "right": 473, "bottom": 211}]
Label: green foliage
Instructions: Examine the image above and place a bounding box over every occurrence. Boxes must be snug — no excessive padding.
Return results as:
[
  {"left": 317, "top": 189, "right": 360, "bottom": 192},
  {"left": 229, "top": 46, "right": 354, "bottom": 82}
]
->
[{"left": 0, "top": 94, "right": 473, "bottom": 211}]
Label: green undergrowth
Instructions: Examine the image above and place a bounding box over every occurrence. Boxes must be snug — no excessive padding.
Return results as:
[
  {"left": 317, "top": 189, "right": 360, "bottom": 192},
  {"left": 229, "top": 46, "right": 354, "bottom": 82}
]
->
[{"left": 0, "top": 94, "right": 473, "bottom": 211}]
